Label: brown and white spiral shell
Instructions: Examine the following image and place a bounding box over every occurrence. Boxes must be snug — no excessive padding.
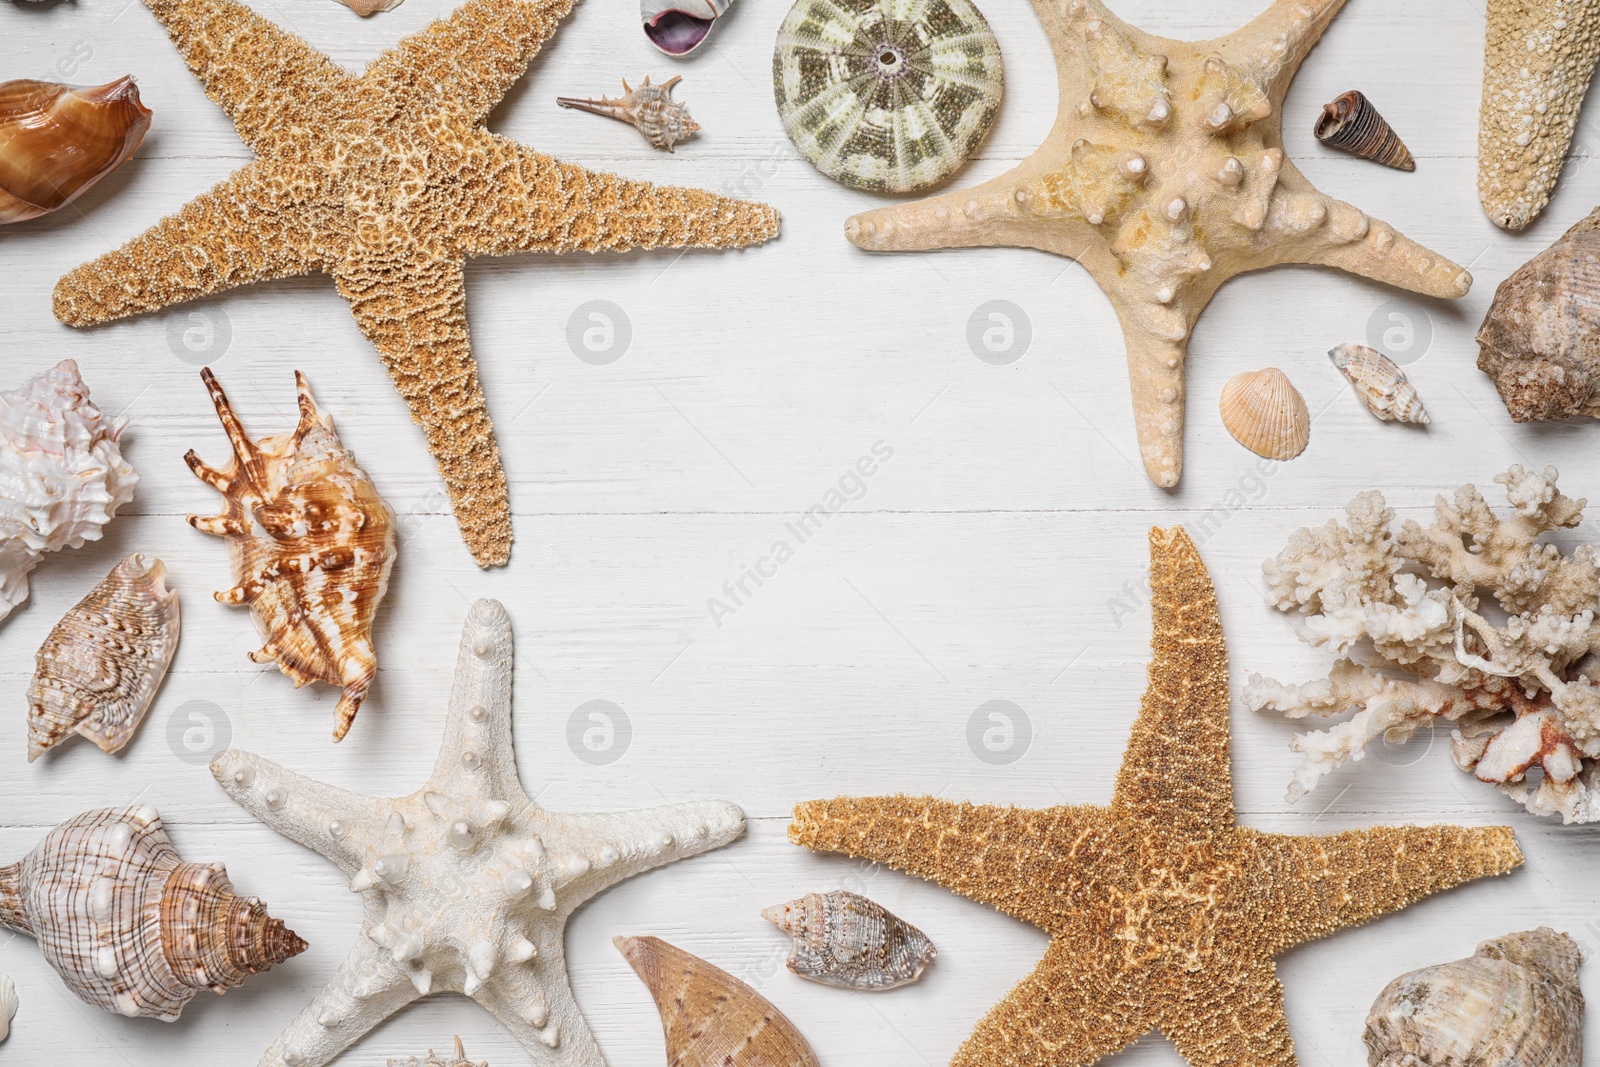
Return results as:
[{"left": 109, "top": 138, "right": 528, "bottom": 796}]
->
[
  {"left": 557, "top": 75, "right": 700, "bottom": 152},
  {"left": 1315, "top": 90, "right": 1414, "bottom": 171},
  {"left": 1329, "top": 343, "right": 1430, "bottom": 424},
  {"left": 186, "top": 368, "right": 395, "bottom": 741},
  {"left": 27, "top": 553, "right": 180, "bottom": 762},
  {"left": 763, "top": 890, "right": 936, "bottom": 990},
  {"left": 0, "top": 77, "right": 151, "bottom": 225},
  {"left": 0, "top": 806, "right": 306, "bottom": 1021},
  {"left": 1219, "top": 368, "right": 1310, "bottom": 460}
]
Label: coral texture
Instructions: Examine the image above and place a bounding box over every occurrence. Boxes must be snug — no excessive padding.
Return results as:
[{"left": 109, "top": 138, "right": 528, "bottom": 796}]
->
[
  {"left": 842, "top": 0, "right": 1470, "bottom": 488},
  {"left": 51, "top": 0, "right": 781, "bottom": 568},
  {"left": 1244, "top": 466, "right": 1600, "bottom": 822},
  {"left": 211, "top": 599, "right": 745, "bottom": 1067},
  {"left": 791, "top": 527, "right": 1521, "bottom": 1067}
]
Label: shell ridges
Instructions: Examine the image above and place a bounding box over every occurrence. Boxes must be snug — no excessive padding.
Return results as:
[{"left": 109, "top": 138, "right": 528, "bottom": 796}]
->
[
  {"left": 1328, "top": 343, "right": 1430, "bottom": 424},
  {"left": 1219, "top": 368, "right": 1309, "bottom": 460},
  {"left": 763, "top": 889, "right": 936, "bottom": 990}
]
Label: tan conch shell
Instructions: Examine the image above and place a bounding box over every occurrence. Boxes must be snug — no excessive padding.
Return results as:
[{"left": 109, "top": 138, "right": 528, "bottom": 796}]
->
[
  {"left": 0, "top": 77, "right": 151, "bottom": 225},
  {"left": 1328, "top": 343, "right": 1430, "bottom": 425},
  {"left": 27, "top": 553, "right": 179, "bottom": 762},
  {"left": 763, "top": 890, "right": 936, "bottom": 990},
  {"left": 1218, "top": 368, "right": 1309, "bottom": 460},
  {"left": 1364, "top": 927, "right": 1583, "bottom": 1066},
  {"left": 388, "top": 1037, "right": 485, "bottom": 1067},
  {"left": 0, "top": 972, "right": 14, "bottom": 1043},
  {"left": 1314, "top": 90, "right": 1414, "bottom": 171},
  {"left": 558, "top": 76, "right": 700, "bottom": 153},
  {"left": 186, "top": 368, "right": 396, "bottom": 741},
  {"left": 0, "top": 805, "right": 306, "bottom": 1020},
  {"left": 0, "top": 359, "right": 137, "bottom": 623},
  {"left": 616, "top": 935, "right": 822, "bottom": 1067}
]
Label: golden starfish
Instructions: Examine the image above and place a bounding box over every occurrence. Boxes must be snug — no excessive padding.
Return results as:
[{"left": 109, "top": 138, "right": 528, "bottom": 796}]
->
[
  {"left": 790, "top": 527, "right": 1523, "bottom": 1067},
  {"left": 52, "top": 0, "right": 780, "bottom": 568},
  {"left": 842, "top": 0, "right": 1470, "bottom": 489}
]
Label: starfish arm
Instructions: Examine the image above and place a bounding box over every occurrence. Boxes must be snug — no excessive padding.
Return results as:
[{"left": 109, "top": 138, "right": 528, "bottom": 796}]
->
[
  {"left": 427, "top": 599, "right": 523, "bottom": 799},
  {"left": 210, "top": 748, "right": 392, "bottom": 874},
  {"left": 535, "top": 801, "right": 746, "bottom": 911},
  {"left": 1112, "top": 319, "right": 1190, "bottom": 489},
  {"left": 952, "top": 938, "right": 1151, "bottom": 1067},
  {"left": 1215, "top": 0, "right": 1347, "bottom": 100},
  {"left": 141, "top": 0, "right": 355, "bottom": 155},
  {"left": 790, "top": 795, "right": 1106, "bottom": 930},
  {"left": 332, "top": 254, "right": 510, "bottom": 568},
  {"left": 1110, "top": 527, "right": 1235, "bottom": 832},
  {"left": 1158, "top": 958, "right": 1295, "bottom": 1067},
  {"left": 255, "top": 937, "right": 421, "bottom": 1067},
  {"left": 455, "top": 139, "right": 780, "bottom": 258},
  {"left": 1255, "top": 824, "right": 1522, "bottom": 954},
  {"left": 474, "top": 962, "right": 599, "bottom": 1065},
  {"left": 53, "top": 163, "right": 329, "bottom": 327},
  {"left": 842, "top": 172, "right": 1098, "bottom": 260}
]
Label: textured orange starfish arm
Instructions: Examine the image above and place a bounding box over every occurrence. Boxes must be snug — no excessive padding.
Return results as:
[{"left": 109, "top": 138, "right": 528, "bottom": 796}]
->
[
  {"left": 331, "top": 254, "right": 511, "bottom": 569},
  {"left": 141, "top": 0, "right": 355, "bottom": 155},
  {"left": 1158, "top": 958, "right": 1295, "bottom": 1067},
  {"left": 53, "top": 164, "right": 331, "bottom": 326},
  {"left": 1111, "top": 527, "right": 1234, "bottom": 833}
]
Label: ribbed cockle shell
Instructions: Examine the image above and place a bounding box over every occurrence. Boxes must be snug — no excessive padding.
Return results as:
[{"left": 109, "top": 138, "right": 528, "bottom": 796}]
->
[
  {"left": 1329, "top": 343, "right": 1430, "bottom": 424},
  {"left": 1219, "top": 368, "right": 1310, "bottom": 460},
  {"left": 558, "top": 76, "right": 700, "bottom": 153},
  {"left": 763, "top": 890, "right": 936, "bottom": 990},
  {"left": 0, "top": 77, "right": 151, "bottom": 225},
  {"left": 186, "top": 368, "right": 395, "bottom": 741},
  {"left": 616, "top": 935, "right": 821, "bottom": 1067},
  {"left": 27, "top": 552, "right": 180, "bottom": 761},
  {"left": 0, "top": 806, "right": 306, "bottom": 1020},
  {"left": 1314, "top": 90, "right": 1414, "bottom": 171}
]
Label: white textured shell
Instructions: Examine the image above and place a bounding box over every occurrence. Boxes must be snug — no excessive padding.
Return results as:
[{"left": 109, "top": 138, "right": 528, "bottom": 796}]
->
[
  {"left": 1219, "top": 368, "right": 1309, "bottom": 460},
  {"left": 1329, "top": 343, "right": 1430, "bottom": 424},
  {"left": 0, "top": 972, "right": 15, "bottom": 1042},
  {"left": 0, "top": 359, "right": 137, "bottom": 623},
  {"left": 764, "top": 890, "right": 936, "bottom": 990},
  {"left": 27, "top": 553, "right": 180, "bottom": 762},
  {"left": 642, "top": 0, "right": 732, "bottom": 55},
  {"left": 557, "top": 76, "right": 700, "bottom": 153},
  {"left": 388, "top": 1037, "right": 485, "bottom": 1067},
  {"left": 1364, "top": 927, "right": 1583, "bottom": 1067}
]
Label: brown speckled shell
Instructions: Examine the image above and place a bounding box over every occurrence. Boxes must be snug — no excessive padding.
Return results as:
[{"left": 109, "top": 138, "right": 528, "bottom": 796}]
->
[
  {"left": 763, "top": 890, "right": 936, "bottom": 990},
  {"left": 0, "top": 77, "right": 151, "bottom": 224},
  {"left": 185, "top": 368, "right": 395, "bottom": 741}
]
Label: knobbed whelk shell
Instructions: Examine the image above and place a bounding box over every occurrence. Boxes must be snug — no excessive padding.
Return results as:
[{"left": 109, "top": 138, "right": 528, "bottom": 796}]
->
[
  {"left": 0, "top": 972, "right": 14, "bottom": 1043},
  {"left": 616, "top": 935, "right": 822, "bottom": 1067},
  {"left": 763, "top": 890, "right": 936, "bottom": 990},
  {"left": 388, "top": 1037, "right": 485, "bottom": 1067},
  {"left": 1363, "top": 927, "right": 1582, "bottom": 1067},
  {"left": 1314, "top": 90, "right": 1414, "bottom": 171},
  {"left": 0, "top": 359, "right": 137, "bottom": 624},
  {"left": 1328, "top": 343, "right": 1430, "bottom": 424},
  {"left": 27, "top": 553, "right": 180, "bottom": 762},
  {"left": 643, "top": 0, "right": 732, "bottom": 55},
  {"left": 558, "top": 76, "right": 700, "bottom": 153},
  {"left": 0, "top": 77, "right": 151, "bottom": 225},
  {"left": 186, "top": 368, "right": 395, "bottom": 741},
  {"left": 1219, "top": 368, "right": 1310, "bottom": 460},
  {"left": 0, "top": 806, "right": 306, "bottom": 1020}
]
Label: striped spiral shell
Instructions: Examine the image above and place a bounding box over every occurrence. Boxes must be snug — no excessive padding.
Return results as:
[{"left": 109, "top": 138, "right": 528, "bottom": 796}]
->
[
  {"left": 1314, "top": 90, "right": 1414, "bottom": 171},
  {"left": 1328, "top": 343, "right": 1430, "bottom": 424},
  {"left": 1219, "top": 368, "right": 1309, "bottom": 460},
  {"left": 764, "top": 890, "right": 936, "bottom": 990}
]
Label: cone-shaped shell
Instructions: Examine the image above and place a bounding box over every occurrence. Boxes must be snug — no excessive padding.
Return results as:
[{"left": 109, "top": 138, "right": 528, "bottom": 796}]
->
[
  {"left": 185, "top": 368, "right": 395, "bottom": 741},
  {"left": 763, "top": 890, "right": 936, "bottom": 990},
  {"left": 1219, "top": 368, "right": 1310, "bottom": 460},
  {"left": 1315, "top": 91, "right": 1414, "bottom": 171},
  {"left": 1363, "top": 927, "right": 1583, "bottom": 1067},
  {"left": 0, "top": 806, "right": 305, "bottom": 1020},
  {"left": 0, "top": 77, "right": 151, "bottom": 224},
  {"left": 616, "top": 935, "right": 821, "bottom": 1067},
  {"left": 27, "top": 553, "right": 180, "bottom": 761},
  {"left": 1328, "top": 343, "right": 1430, "bottom": 424}
]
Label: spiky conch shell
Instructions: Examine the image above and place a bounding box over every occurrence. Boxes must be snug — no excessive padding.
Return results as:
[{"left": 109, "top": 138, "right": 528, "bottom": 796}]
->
[
  {"left": 557, "top": 75, "right": 701, "bottom": 153},
  {"left": 1218, "top": 368, "right": 1310, "bottom": 460},
  {"left": 185, "top": 368, "right": 396, "bottom": 741},
  {"left": 1328, "top": 343, "right": 1430, "bottom": 424},
  {"left": 616, "top": 935, "right": 821, "bottom": 1067},
  {"left": 27, "top": 552, "right": 180, "bottom": 761},
  {"left": 0, "top": 77, "right": 151, "bottom": 225},
  {"left": 763, "top": 889, "right": 936, "bottom": 990},
  {"left": 0, "top": 806, "right": 305, "bottom": 1020},
  {"left": 0, "top": 359, "right": 137, "bottom": 623}
]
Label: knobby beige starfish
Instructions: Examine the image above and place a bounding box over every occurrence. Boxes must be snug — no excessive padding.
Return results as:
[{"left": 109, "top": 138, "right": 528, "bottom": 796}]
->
[
  {"left": 842, "top": 0, "right": 1470, "bottom": 489},
  {"left": 791, "top": 527, "right": 1523, "bottom": 1067},
  {"left": 52, "top": 0, "right": 780, "bottom": 568}
]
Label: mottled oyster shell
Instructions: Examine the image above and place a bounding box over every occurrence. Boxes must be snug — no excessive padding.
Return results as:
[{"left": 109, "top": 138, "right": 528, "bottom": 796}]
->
[{"left": 763, "top": 889, "right": 936, "bottom": 990}]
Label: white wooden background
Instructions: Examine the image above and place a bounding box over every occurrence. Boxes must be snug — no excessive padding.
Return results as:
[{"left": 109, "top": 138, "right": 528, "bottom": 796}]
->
[{"left": 4, "top": 0, "right": 1600, "bottom": 1062}]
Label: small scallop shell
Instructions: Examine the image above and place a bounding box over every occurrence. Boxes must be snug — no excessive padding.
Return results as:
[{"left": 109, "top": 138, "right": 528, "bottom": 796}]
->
[
  {"left": 388, "top": 1037, "right": 485, "bottom": 1067},
  {"left": 1328, "top": 343, "right": 1431, "bottom": 424},
  {"left": 763, "top": 890, "right": 936, "bottom": 990},
  {"left": 0, "top": 972, "right": 15, "bottom": 1043},
  {"left": 1315, "top": 90, "right": 1414, "bottom": 171},
  {"left": 27, "top": 553, "right": 180, "bottom": 762},
  {"left": 0, "top": 77, "right": 152, "bottom": 224},
  {"left": 1219, "top": 368, "right": 1310, "bottom": 460}
]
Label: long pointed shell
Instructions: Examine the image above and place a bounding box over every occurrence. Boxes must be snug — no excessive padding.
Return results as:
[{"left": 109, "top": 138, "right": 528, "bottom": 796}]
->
[
  {"left": 1219, "top": 368, "right": 1309, "bottom": 460},
  {"left": 0, "top": 972, "right": 14, "bottom": 1042},
  {"left": 185, "top": 368, "right": 396, "bottom": 741},
  {"left": 557, "top": 75, "right": 700, "bottom": 152},
  {"left": 1314, "top": 90, "right": 1414, "bottom": 171},
  {"left": 763, "top": 890, "right": 936, "bottom": 990},
  {"left": 616, "top": 935, "right": 821, "bottom": 1067},
  {"left": 1328, "top": 343, "right": 1430, "bottom": 424},
  {"left": 0, "top": 806, "right": 305, "bottom": 1020},
  {"left": 642, "top": 0, "right": 731, "bottom": 55},
  {"left": 27, "top": 553, "right": 180, "bottom": 761},
  {"left": 1364, "top": 927, "right": 1583, "bottom": 1066},
  {"left": 0, "top": 77, "right": 152, "bottom": 224}
]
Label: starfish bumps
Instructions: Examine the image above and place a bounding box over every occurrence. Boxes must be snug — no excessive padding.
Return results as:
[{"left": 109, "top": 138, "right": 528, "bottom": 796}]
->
[
  {"left": 53, "top": 0, "right": 780, "bottom": 568},
  {"left": 792, "top": 528, "right": 1522, "bottom": 1067},
  {"left": 844, "top": 0, "right": 1471, "bottom": 488},
  {"left": 211, "top": 600, "right": 745, "bottom": 1067}
]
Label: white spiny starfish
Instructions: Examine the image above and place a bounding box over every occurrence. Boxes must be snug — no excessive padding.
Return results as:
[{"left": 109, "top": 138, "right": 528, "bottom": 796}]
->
[
  {"left": 211, "top": 600, "right": 745, "bottom": 1067},
  {"left": 843, "top": 0, "right": 1472, "bottom": 488}
]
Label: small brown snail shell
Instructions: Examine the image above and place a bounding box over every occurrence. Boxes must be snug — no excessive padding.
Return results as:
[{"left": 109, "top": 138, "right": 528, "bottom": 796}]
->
[{"left": 0, "top": 77, "right": 152, "bottom": 225}]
